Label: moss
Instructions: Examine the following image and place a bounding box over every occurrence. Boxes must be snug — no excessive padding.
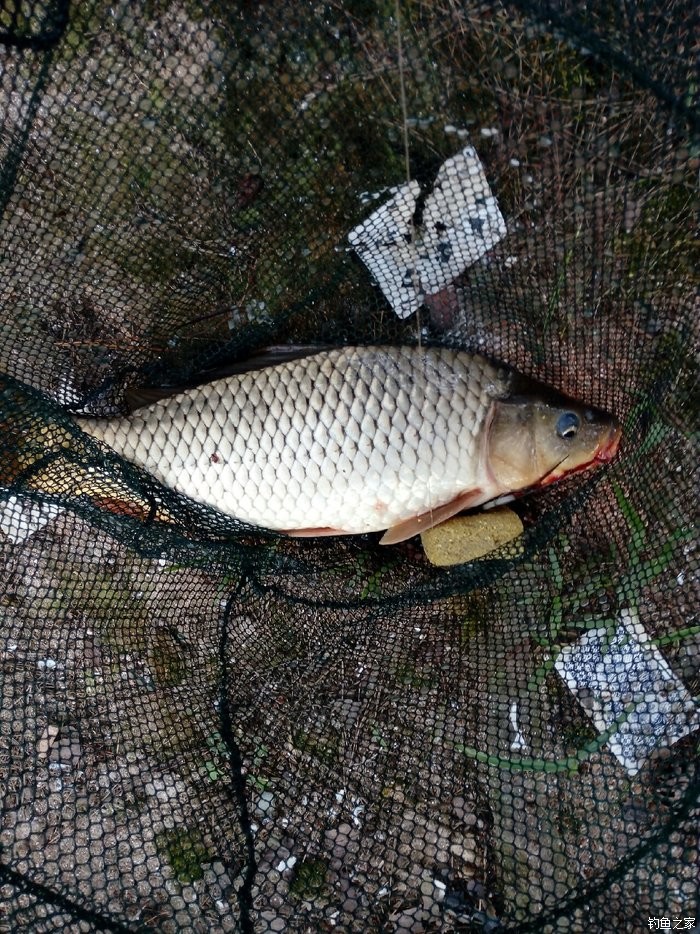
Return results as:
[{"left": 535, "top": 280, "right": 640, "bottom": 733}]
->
[
  {"left": 343, "top": 553, "right": 402, "bottom": 600},
  {"left": 609, "top": 178, "right": 696, "bottom": 327},
  {"left": 218, "top": 71, "right": 409, "bottom": 326},
  {"left": 560, "top": 718, "right": 598, "bottom": 752},
  {"left": 201, "top": 730, "right": 231, "bottom": 783},
  {"left": 394, "top": 662, "right": 437, "bottom": 691},
  {"left": 147, "top": 629, "right": 190, "bottom": 687},
  {"left": 289, "top": 857, "right": 331, "bottom": 903},
  {"left": 158, "top": 827, "right": 212, "bottom": 883},
  {"left": 291, "top": 725, "right": 341, "bottom": 766},
  {"left": 459, "top": 616, "right": 482, "bottom": 646}
]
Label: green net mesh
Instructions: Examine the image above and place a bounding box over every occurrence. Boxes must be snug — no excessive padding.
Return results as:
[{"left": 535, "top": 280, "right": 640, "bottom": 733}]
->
[{"left": 0, "top": 2, "right": 697, "bottom": 931}]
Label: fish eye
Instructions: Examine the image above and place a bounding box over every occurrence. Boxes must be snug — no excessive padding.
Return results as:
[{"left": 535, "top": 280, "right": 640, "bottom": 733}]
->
[{"left": 556, "top": 412, "right": 580, "bottom": 439}]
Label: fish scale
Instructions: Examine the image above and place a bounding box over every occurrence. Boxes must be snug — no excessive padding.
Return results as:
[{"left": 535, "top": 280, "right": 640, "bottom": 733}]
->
[{"left": 77, "top": 346, "right": 508, "bottom": 535}]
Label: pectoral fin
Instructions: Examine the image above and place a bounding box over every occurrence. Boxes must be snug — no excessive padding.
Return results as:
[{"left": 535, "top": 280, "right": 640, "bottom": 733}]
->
[{"left": 379, "top": 489, "right": 486, "bottom": 545}]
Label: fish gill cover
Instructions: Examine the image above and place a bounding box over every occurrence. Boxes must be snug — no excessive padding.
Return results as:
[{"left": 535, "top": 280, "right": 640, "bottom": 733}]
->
[{"left": 0, "top": 1, "right": 697, "bottom": 932}]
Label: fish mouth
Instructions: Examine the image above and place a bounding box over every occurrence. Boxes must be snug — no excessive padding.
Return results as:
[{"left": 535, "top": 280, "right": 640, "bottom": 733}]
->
[
  {"left": 537, "top": 420, "right": 622, "bottom": 487},
  {"left": 594, "top": 420, "right": 622, "bottom": 463}
]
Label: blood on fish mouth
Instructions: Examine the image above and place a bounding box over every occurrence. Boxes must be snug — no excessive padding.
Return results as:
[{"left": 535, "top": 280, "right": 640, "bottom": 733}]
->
[
  {"left": 594, "top": 422, "right": 622, "bottom": 463},
  {"left": 537, "top": 422, "right": 622, "bottom": 487}
]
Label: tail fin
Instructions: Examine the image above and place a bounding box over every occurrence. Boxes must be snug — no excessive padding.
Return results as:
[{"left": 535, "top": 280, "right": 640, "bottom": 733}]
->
[{"left": 0, "top": 376, "right": 175, "bottom": 525}]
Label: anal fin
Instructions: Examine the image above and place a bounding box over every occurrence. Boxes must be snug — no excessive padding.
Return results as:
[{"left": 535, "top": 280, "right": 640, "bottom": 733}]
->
[
  {"left": 379, "top": 489, "right": 486, "bottom": 545},
  {"left": 285, "top": 526, "right": 346, "bottom": 538},
  {"left": 91, "top": 495, "right": 175, "bottom": 524}
]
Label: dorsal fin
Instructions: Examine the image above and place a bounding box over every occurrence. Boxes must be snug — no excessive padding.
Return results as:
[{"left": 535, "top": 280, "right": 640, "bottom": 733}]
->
[
  {"left": 124, "top": 386, "right": 177, "bottom": 411},
  {"left": 124, "top": 344, "right": 337, "bottom": 412}
]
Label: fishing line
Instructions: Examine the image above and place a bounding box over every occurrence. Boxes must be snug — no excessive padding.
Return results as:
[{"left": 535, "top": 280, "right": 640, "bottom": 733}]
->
[
  {"left": 395, "top": 0, "right": 411, "bottom": 189},
  {"left": 395, "top": 0, "right": 421, "bottom": 347},
  {"left": 394, "top": 0, "right": 421, "bottom": 349},
  {"left": 395, "top": 0, "right": 436, "bottom": 533}
]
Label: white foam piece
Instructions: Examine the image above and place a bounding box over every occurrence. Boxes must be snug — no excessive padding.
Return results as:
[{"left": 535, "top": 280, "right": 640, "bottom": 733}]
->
[
  {"left": 509, "top": 701, "right": 528, "bottom": 752},
  {"left": 348, "top": 146, "right": 506, "bottom": 318},
  {"left": 554, "top": 608, "right": 699, "bottom": 775},
  {"left": 0, "top": 494, "right": 64, "bottom": 544}
]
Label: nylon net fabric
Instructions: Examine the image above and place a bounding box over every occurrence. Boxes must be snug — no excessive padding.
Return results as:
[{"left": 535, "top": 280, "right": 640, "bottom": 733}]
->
[{"left": 0, "top": 2, "right": 697, "bottom": 932}]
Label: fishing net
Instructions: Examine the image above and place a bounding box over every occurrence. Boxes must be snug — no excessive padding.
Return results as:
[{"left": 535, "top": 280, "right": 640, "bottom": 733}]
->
[{"left": 0, "top": 1, "right": 697, "bottom": 931}]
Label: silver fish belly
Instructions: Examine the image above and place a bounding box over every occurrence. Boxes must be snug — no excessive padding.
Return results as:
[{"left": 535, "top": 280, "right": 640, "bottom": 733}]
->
[{"left": 76, "top": 346, "right": 510, "bottom": 535}]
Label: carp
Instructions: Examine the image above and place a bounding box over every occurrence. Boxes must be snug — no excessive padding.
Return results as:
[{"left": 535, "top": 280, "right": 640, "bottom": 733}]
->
[{"left": 74, "top": 345, "right": 621, "bottom": 544}]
